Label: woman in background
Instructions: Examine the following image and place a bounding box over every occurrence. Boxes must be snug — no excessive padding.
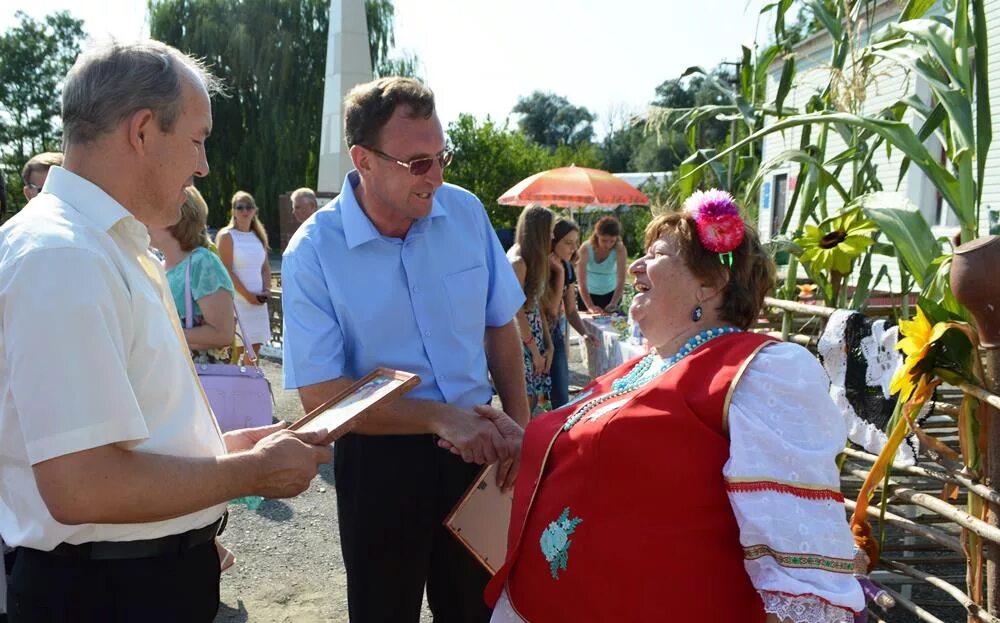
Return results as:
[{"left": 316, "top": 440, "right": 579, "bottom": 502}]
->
[
  {"left": 148, "top": 186, "right": 237, "bottom": 572},
  {"left": 150, "top": 187, "right": 236, "bottom": 362},
  {"left": 542, "top": 217, "right": 596, "bottom": 409},
  {"left": 507, "top": 205, "right": 554, "bottom": 412},
  {"left": 217, "top": 191, "right": 271, "bottom": 361},
  {"left": 576, "top": 215, "right": 627, "bottom": 314}
]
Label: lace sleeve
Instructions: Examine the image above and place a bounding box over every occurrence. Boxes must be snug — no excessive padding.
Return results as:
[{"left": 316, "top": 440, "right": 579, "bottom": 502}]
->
[{"left": 724, "top": 342, "right": 865, "bottom": 622}]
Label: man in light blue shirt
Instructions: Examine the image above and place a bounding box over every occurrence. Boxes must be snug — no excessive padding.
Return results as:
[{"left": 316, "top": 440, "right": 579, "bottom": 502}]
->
[{"left": 282, "top": 77, "right": 529, "bottom": 622}]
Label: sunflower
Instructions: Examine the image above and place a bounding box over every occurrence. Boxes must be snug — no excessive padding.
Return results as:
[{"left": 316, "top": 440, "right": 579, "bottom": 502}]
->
[
  {"left": 890, "top": 307, "right": 957, "bottom": 401},
  {"left": 795, "top": 207, "right": 877, "bottom": 274}
]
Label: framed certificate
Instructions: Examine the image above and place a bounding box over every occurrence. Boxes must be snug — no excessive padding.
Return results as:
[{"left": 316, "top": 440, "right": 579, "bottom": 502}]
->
[
  {"left": 444, "top": 464, "right": 514, "bottom": 575},
  {"left": 288, "top": 368, "right": 419, "bottom": 445}
]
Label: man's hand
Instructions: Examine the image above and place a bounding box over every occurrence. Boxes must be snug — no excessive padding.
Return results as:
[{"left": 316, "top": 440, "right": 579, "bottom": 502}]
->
[
  {"left": 223, "top": 421, "right": 288, "bottom": 453},
  {"left": 474, "top": 405, "right": 524, "bottom": 492},
  {"left": 249, "top": 428, "right": 332, "bottom": 498},
  {"left": 432, "top": 405, "right": 510, "bottom": 464}
]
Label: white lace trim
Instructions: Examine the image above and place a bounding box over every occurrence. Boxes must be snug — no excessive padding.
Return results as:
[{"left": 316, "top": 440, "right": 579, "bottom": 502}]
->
[
  {"left": 817, "top": 309, "right": 917, "bottom": 465},
  {"left": 760, "top": 591, "right": 854, "bottom": 623}
]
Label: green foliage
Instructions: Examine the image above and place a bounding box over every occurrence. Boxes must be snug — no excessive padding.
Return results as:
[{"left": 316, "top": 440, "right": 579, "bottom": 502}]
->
[
  {"left": 512, "top": 91, "right": 595, "bottom": 150},
  {"left": 616, "top": 206, "right": 653, "bottom": 257},
  {"left": 365, "top": 0, "right": 418, "bottom": 78},
  {"left": 444, "top": 114, "right": 602, "bottom": 229},
  {"left": 445, "top": 114, "right": 552, "bottom": 229},
  {"left": 149, "top": 0, "right": 412, "bottom": 236},
  {"left": 149, "top": 0, "right": 330, "bottom": 235},
  {"left": 0, "top": 11, "right": 85, "bottom": 215}
]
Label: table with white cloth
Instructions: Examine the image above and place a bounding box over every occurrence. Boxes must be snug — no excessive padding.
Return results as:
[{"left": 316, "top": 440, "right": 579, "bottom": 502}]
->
[{"left": 578, "top": 313, "right": 647, "bottom": 378}]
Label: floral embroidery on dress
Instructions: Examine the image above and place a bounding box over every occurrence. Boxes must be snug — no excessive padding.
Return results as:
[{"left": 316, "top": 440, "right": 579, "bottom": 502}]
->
[{"left": 540, "top": 507, "right": 582, "bottom": 580}]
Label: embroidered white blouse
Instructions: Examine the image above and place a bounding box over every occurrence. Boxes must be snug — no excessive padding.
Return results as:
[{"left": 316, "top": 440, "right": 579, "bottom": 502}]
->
[{"left": 492, "top": 341, "right": 865, "bottom": 623}]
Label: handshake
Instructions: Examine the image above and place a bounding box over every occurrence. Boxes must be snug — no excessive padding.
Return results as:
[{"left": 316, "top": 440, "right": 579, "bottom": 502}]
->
[{"left": 433, "top": 405, "right": 524, "bottom": 491}]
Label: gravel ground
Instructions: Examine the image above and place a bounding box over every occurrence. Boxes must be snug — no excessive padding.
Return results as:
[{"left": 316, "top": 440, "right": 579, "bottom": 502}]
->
[{"left": 214, "top": 357, "right": 351, "bottom": 623}]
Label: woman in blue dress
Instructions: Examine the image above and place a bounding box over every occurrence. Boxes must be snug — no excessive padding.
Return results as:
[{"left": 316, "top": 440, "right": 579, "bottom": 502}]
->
[{"left": 506, "top": 205, "right": 554, "bottom": 412}]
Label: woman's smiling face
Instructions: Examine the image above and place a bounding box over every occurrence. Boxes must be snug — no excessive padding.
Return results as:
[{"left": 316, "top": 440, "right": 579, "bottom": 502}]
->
[{"left": 628, "top": 231, "right": 702, "bottom": 331}]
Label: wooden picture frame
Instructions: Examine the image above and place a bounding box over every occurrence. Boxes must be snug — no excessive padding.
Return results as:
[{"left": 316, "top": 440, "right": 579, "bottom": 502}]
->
[
  {"left": 444, "top": 464, "right": 514, "bottom": 575},
  {"left": 288, "top": 368, "right": 419, "bottom": 445}
]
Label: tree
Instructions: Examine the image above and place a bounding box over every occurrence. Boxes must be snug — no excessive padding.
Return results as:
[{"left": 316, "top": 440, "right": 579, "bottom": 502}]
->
[
  {"left": 365, "top": 0, "right": 418, "bottom": 78},
  {"left": 149, "top": 0, "right": 414, "bottom": 236},
  {"left": 445, "top": 114, "right": 601, "bottom": 229},
  {"left": 0, "top": 11, "right": 85, "bottom": 214},
  {"left": 512, "top": 91, "right": 595, "bottom": 150}
]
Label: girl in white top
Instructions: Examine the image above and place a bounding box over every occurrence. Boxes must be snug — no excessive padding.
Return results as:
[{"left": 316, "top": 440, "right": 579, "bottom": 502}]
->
[{"left": 216, "top": 191, "right": 272, "bottom": 361}]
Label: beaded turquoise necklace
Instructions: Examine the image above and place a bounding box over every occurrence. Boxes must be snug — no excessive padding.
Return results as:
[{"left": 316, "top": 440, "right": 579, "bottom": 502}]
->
[{"left": 562, "top": 326, "right": 741, "bottom": 431}]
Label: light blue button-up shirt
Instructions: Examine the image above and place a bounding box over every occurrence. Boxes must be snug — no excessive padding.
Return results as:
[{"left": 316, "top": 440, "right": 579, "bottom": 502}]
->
[{"left": 281, "top": 171, "right": 524, "bottom": 408}]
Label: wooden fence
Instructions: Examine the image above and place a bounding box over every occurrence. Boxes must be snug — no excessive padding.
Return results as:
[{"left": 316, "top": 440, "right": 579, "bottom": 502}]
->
[{"left": 767, "top": 296, "right": 1000, "bottom": 622}]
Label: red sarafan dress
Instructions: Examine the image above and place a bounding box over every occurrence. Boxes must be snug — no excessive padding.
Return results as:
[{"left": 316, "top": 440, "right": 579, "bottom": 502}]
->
[{"left": 486, "top": 331, "right": 864, "bottom": 622}]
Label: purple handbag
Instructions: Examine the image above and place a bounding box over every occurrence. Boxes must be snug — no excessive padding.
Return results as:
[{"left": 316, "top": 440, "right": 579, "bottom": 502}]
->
[{"left": 185, "top": 257, "right": 274, "bottom": 432}]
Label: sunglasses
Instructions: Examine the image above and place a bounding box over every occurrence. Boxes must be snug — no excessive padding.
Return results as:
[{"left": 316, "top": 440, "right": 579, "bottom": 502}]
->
[
  {"left": 234, "top": 203, "right": 254, "bottom": 212},
  {"left": 365, "top": 146, "right": 453, "bottom": 176}
]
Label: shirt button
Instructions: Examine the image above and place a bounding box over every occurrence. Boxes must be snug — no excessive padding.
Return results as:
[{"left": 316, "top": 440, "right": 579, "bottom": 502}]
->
[
  {"left": 412, "top": 285, "right": 419, "bottom": 293},
  {"left": 424, "top": 330, "right": 431, "bottom": 337}
]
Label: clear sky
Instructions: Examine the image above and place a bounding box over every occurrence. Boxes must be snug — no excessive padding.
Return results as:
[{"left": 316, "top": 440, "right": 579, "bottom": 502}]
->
[{"left": 2, "top": 0, "right": 766, "bottom": 137}]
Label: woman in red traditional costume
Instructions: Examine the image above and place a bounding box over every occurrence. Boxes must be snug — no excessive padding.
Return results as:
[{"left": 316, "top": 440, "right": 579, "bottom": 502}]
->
[{"left": 482, "top": 190, "right": 867, "bottom": 622}]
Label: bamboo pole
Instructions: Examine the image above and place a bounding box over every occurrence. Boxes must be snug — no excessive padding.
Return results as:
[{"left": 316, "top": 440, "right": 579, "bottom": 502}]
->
[
  {"left": 881, "top": 559, "right": 1000, "bottom": 623},
  {"left": 762, "top": 331, "right": 816, "bottom": 346},
  {"left": 764, "top": 296, "right": 836, "bottom": 318},
  {"left": 847, "top": 469, "right": 1000, "bottom": 545},
  {"left": 843, "top": 447, "right": 1000, "bottom": 506},
  {"left": 877, "top": 584, "right": 949, "bottom": 623},
  {"left": 983, "top": 350, "right": 1000, "bottom": 615},
  {"left": 843, "top": 499, "right": 963, "bottom": 554}
]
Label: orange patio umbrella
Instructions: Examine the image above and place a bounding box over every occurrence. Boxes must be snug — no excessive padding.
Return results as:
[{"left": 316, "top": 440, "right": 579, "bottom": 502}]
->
[{"left": 497, "top": 165, "right": 650, "bottom": 210}]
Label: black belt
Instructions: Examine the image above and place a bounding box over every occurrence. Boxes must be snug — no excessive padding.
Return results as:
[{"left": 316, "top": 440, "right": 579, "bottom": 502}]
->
[{"left": 44, "top": 512, "right": 226, "bottom": 561}]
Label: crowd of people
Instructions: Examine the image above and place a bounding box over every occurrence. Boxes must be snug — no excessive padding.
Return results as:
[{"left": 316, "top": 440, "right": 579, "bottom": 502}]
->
[{"left": 0, "top": 38, "right": 878, "bottom": 623}]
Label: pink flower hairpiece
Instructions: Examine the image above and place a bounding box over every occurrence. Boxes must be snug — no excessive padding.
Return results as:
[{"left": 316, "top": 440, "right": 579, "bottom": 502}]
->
[{"left": 683, "top": 189, "right": 745, "bottom": 267}]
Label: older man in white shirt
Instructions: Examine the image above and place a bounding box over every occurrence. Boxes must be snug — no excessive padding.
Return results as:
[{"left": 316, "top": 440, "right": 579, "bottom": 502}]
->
[{"left": 0, "top": 40, "right": 332, "bottom": 622}]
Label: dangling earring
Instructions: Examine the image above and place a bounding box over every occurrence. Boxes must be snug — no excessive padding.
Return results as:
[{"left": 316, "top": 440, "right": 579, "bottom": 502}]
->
[{"left": 691, "top": 305, "right": 703, "bottom": 322}]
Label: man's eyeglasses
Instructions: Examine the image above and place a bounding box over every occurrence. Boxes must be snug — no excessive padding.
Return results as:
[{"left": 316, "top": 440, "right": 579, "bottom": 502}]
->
[
  {"left": 364, "top": 146, "right": 453, "bottom": 176},
  {"left": 234, "top": 203, "right": 254, "bottom": 212}
]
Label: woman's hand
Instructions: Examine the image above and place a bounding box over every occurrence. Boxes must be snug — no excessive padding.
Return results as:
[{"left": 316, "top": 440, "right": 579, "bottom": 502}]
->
[
  {"left": 529, "top": 344, "right": 544, "bottom": 374},
  {"left": 542, "top": 346, "right": 554, "bottom": 375},
  {"left": 586, "top": 304, "right": 605, "bottom": 315},
  {"left": 548, "top": 252, "right": 564, "bottom": 274},
  {"left": 603, "top": 302, "right": 618, "bottom": 314}
]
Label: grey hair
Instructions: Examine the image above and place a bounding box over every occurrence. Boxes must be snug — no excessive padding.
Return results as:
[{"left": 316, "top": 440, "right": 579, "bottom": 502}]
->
[
  {"left": 61, "top": 40, "right": 224, "bottom": 147},
  {"left": 290, "top": 187, "right": 317, "bottom": 206}
]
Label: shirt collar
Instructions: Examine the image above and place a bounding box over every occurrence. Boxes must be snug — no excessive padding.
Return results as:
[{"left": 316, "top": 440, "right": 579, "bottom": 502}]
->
[
  {"left": 45, "top": 166, "right": 150, "bottom": 250},
  {"left": 340, "top": 170, "right": 448, "bottom": 250}
]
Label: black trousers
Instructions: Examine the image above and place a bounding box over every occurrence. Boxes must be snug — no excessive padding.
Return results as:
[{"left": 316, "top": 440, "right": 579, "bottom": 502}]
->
[
  {"left": 7, "top": 540, "right": 219, "bottom": 623},
  {"left": 577, "top": 290, "right": 615, "bottom": 311},
  {"left": 335, "top": 433, "right": 491, "bottom": 623}
]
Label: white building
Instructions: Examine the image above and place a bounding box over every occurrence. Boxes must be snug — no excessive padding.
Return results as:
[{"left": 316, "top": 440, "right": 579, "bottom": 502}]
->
[{"left": 758, "top": 0, "right": 1000, "bottom": 281}]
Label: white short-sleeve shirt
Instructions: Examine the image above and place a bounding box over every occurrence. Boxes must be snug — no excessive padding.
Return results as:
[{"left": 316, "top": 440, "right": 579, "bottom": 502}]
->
[{"left": 0, "top": 167, "right": 227, "bottom": 550}]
